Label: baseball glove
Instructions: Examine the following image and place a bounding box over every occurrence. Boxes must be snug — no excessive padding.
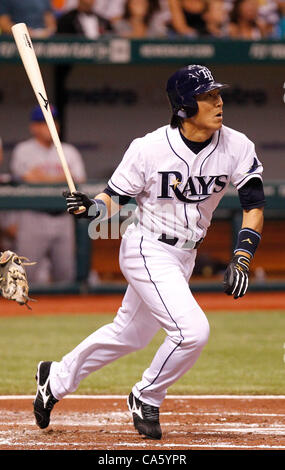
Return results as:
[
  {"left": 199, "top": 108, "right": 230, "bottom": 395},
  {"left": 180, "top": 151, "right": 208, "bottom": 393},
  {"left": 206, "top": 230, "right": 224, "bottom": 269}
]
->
[{"left": 0, "top": 250, "right": 36, "bottom": 309}]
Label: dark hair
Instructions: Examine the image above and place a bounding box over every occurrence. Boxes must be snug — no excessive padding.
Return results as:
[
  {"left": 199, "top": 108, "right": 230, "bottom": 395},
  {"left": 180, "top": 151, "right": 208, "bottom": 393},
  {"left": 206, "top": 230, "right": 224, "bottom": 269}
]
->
[
  {"left": 230, "top": 0, "right": 257, "bottom": 26},
  {"left": 124, "top": 0, "right": 160, "bottom": 25},
  {"left": 170, "top": 114, "right": 184, "bottom": 129}
]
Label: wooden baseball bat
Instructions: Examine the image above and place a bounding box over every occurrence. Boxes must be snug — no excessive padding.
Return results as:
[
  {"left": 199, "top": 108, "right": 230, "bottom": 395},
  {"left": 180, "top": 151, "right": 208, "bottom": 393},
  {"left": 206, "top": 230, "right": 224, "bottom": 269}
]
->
[{"left": 11, "top": 23, "right": 86, "bottom": 214}]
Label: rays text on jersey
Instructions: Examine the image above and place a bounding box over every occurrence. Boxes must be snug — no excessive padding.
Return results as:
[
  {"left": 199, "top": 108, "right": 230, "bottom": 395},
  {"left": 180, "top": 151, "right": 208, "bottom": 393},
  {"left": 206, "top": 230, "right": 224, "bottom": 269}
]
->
[{"left": 158, "top": 171, "right": 228, "bottom": 203}]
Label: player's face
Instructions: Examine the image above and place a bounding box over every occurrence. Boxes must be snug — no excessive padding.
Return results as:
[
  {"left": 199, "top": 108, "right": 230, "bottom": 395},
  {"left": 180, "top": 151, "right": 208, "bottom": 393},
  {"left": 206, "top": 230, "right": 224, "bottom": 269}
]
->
[
  {"left": 192, "top": 89, "right": 224, "bottom": 132},
  {"left": 30, "top": 121, "right": 59, "bottom": 147}
]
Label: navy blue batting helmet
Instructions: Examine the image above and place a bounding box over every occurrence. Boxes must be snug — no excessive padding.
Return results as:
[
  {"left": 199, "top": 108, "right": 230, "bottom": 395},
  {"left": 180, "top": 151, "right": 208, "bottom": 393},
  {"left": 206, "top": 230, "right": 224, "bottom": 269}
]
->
[{"left": 166, "top": 65, "right": 228, "bottom": 118}]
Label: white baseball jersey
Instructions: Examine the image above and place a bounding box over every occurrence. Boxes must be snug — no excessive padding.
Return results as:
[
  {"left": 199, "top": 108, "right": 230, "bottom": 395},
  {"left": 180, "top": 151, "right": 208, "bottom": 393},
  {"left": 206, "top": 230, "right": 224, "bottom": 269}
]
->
[
  {"left": 49, "top": 122, "right": 264, "bottom": 410},
  {"left": 108, "top": 124, "right": 263, "bottom": 246},
  {"left": 11, "top": 138, "right": 86, "bottom": 183}
]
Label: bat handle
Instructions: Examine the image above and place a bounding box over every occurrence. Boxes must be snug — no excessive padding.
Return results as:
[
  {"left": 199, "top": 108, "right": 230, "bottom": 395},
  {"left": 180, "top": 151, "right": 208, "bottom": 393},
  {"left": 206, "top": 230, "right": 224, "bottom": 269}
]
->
[
  {"left": 68, "top": 184, "right": 87, "bottom": 215},
  {"left": 74, "top": 206, "right": 86, "bottom": 215}
]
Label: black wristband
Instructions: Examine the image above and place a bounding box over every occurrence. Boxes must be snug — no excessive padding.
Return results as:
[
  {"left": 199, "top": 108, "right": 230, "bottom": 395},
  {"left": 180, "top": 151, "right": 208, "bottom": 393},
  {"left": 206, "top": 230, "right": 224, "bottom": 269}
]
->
[{"left": 234, "top": 227, "right": 261, "bottom": 258}]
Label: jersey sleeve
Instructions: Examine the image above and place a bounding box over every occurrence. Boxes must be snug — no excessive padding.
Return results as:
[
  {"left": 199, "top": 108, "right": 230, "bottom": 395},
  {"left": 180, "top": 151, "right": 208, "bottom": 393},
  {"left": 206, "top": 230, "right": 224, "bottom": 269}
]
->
[
  {"left": 230, "top": 138, "right": 263, "bottom": 190},
  {"left": 103, "top": 185, "right": 132, "bottom": 205},
  {"left": 238, "top": 177, "right": 265, "bottom": 209},
  {"left": 108, "top": 138, "right": 146, "bottom": 197}
]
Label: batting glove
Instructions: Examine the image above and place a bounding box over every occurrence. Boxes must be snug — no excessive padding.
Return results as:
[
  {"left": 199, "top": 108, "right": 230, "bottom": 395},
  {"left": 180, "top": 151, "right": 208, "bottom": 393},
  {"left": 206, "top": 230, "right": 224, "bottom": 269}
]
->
[
  {"left": 223, "top": 255, "right": 250, "bottom": 299},
  {"left": 63, "top": 191, "right": 97, "bottom": 218}
]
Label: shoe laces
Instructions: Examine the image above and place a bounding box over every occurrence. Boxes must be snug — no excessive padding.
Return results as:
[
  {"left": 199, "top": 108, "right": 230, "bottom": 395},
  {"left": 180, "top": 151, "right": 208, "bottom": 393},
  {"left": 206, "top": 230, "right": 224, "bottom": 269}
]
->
[
  {"left": 44, "top": 382, "right": 58, "bottom": 410},
  {"left": 142, "top": 403, "right": 159, "bottom": 422},
  {"left": 47, "top": 394, "right": 58, "bottom": 409}
]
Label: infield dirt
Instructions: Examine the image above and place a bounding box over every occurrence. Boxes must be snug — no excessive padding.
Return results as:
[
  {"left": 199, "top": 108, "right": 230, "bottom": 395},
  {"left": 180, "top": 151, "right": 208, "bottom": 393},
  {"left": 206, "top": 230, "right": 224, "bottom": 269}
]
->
[
  {"left": 1, "top": 292, "right": 284, "bottom": 451},
  {"left": 0, "top": 395, "right": 285, "bottom": 450}
]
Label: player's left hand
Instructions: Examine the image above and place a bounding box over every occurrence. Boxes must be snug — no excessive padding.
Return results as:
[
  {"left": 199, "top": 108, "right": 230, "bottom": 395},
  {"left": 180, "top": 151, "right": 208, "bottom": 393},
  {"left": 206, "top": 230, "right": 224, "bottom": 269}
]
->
[
  {"left": 63, "top": 191, "right": 96, "bottom": 218},
  {"left": 223, "top": 254, "right": 250, "bottom": 299}
]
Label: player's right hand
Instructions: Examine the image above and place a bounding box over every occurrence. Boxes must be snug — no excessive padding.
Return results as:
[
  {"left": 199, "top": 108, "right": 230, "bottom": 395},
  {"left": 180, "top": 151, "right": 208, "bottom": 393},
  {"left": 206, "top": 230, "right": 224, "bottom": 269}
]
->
[
  {"left": 223, "top": 255, "right": 250, "bottom": 299},
  {"left": 63, "top": 191, "right": 96, "bottom": 218}
]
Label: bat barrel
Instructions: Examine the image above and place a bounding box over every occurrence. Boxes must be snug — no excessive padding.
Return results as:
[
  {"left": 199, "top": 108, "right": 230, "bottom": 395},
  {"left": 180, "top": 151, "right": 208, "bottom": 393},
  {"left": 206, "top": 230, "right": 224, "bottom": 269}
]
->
[{"left": 11, "top": 23, "right": 86, "bottom": 214}]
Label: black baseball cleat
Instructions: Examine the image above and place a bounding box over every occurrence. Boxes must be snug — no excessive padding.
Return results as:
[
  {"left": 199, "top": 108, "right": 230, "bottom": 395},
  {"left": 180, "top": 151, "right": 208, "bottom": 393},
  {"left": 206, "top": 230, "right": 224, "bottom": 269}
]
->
[
  {"left": 33, "top": 361, "right": 58, "bottom": 429},
  {"left": 127, "top": 392, "right": 162, "bottom": 439}
]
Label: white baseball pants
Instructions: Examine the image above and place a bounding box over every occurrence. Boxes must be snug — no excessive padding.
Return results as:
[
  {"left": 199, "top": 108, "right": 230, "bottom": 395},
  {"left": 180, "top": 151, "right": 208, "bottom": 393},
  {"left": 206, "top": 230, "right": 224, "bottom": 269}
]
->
[{"left": 50, "top": 227, "right": 210, "bottom": 407}]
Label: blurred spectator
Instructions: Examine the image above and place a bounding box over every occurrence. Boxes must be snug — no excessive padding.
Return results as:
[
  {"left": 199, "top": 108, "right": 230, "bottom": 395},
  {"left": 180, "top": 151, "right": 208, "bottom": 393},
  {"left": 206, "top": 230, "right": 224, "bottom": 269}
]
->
[
  {"left": 53, "top": 0, "right": 171, "bottom": 36},
  {"left": 150, "top": 0, "right": 172, "bottom": 35},
  {"left": 51, "top": 0, "right": 67, "bottom": 17},
  {"left": 224, "top": 0, "right": 235, "bottom": 12},
  {"left": 56, "top": 0, "right": 126, "bottom": 21},
  {"left": 202, "top": 0, "right": 230, "bottom": 36},
  {"left": 56, "top": 0, "right": 113, "bottom": 38},
  {"left": 95, "top": 0, "right": 130, "bottom": 22},
  {"left": 0, "top": 0, "right": 57, "bottom": 38},
  {"left": 275, "top": 2, "right": 285, "bottom": 37},
  {"left": 217, "top": 0, "right": 283, "bottom": 37},
  {"left": 258, "top": 0, "right": 282, "bottom": 36},
  {"left": 10, "top": 105, "right": 87, "bottom": 286},
  {"left": 228, "top": 0, "right": 268, "bottom": 38},
  {"left": 112, "top": 0, "right": 166, "bottom": 37},
  {"left": 167, "top": 0, "right": 207, "bottom": 37}
]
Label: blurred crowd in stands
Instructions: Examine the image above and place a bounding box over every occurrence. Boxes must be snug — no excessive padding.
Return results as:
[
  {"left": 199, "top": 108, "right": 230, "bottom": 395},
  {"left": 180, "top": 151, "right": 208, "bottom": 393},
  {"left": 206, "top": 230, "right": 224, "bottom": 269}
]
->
[{"left": 0, "top": 0, "right": 285, "bottom": 40}]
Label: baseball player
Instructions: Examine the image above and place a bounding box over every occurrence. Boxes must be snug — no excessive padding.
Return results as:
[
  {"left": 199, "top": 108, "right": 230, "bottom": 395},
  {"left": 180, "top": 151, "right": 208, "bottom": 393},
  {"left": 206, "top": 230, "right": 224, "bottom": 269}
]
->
[
  {"left": 33, "top": 65, "right": 265, "bottom": 440},
  {"left": 10, "top": 105, "right": 86, "bottom": 285}
]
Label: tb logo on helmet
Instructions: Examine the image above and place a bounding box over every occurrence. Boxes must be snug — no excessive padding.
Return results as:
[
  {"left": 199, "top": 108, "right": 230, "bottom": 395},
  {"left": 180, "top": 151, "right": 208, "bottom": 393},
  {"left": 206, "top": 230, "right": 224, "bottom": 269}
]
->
[{"left": 198, "top": 67, "right": 214, "bottom": 82}]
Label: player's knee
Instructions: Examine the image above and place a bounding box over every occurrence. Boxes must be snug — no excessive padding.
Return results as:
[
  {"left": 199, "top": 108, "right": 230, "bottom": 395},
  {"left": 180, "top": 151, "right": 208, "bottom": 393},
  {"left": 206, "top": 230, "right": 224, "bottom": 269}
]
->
[
  {"left": 196, "top": 318, "right": 210, "bottom": 349},
  {"left": 182, "top": 315, "right": 210, "bottom": 350}
]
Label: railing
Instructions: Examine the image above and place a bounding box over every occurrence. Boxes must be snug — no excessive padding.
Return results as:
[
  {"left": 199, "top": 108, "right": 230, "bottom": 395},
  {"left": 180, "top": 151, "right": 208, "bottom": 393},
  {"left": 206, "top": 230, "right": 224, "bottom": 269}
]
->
[
  {"left": 1, "top": 36, "right": 285, "bottom": 65},
  {"left": 0, "top": 180, "right": 284, "bottom": 294}
]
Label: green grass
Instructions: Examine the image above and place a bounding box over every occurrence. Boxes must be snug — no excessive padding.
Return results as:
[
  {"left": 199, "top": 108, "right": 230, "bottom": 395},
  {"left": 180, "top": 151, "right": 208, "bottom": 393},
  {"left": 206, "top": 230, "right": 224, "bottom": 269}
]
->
[{"left": 0, "top": 311, "right": 285, "bottom": 395}]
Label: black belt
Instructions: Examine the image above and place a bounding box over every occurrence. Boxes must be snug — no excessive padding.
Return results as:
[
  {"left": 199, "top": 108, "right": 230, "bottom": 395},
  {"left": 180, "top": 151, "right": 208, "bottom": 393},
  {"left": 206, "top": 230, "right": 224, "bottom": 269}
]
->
[{"left": 158, "top": 233, "right": 204, "bottom": 249}]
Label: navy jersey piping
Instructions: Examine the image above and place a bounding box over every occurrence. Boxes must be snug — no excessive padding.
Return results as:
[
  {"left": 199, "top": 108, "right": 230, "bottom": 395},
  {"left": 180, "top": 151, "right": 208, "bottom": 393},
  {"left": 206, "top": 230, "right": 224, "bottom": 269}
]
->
[
  {"left": 199, "top": 130, "right": 221, "bottom": 177},
  {"left": 109, "top": 178, "right": 135, "bottom": 197},
  {"left": 235, "top": 173, "right": 262, "bottom": 190},
  {"left": 196, "top": 130, "right": 221, "bottom": 230}
]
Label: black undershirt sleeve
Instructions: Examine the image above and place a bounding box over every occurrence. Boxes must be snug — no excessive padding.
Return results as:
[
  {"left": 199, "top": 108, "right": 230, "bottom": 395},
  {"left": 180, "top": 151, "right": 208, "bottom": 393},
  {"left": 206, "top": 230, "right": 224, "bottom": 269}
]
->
[
  {"left": 238, "top": 178, "right": 265, "bottom": 210},
  {"left": 103, "top": 185, "right": 132, "bottom": 206}
]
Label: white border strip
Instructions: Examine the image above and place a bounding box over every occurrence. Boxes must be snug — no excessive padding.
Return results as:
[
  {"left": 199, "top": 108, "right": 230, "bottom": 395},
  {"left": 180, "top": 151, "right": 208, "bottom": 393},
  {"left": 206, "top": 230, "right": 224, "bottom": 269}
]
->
[{"left": 1, "top": 394, "right": 285, "bottom": 400}]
